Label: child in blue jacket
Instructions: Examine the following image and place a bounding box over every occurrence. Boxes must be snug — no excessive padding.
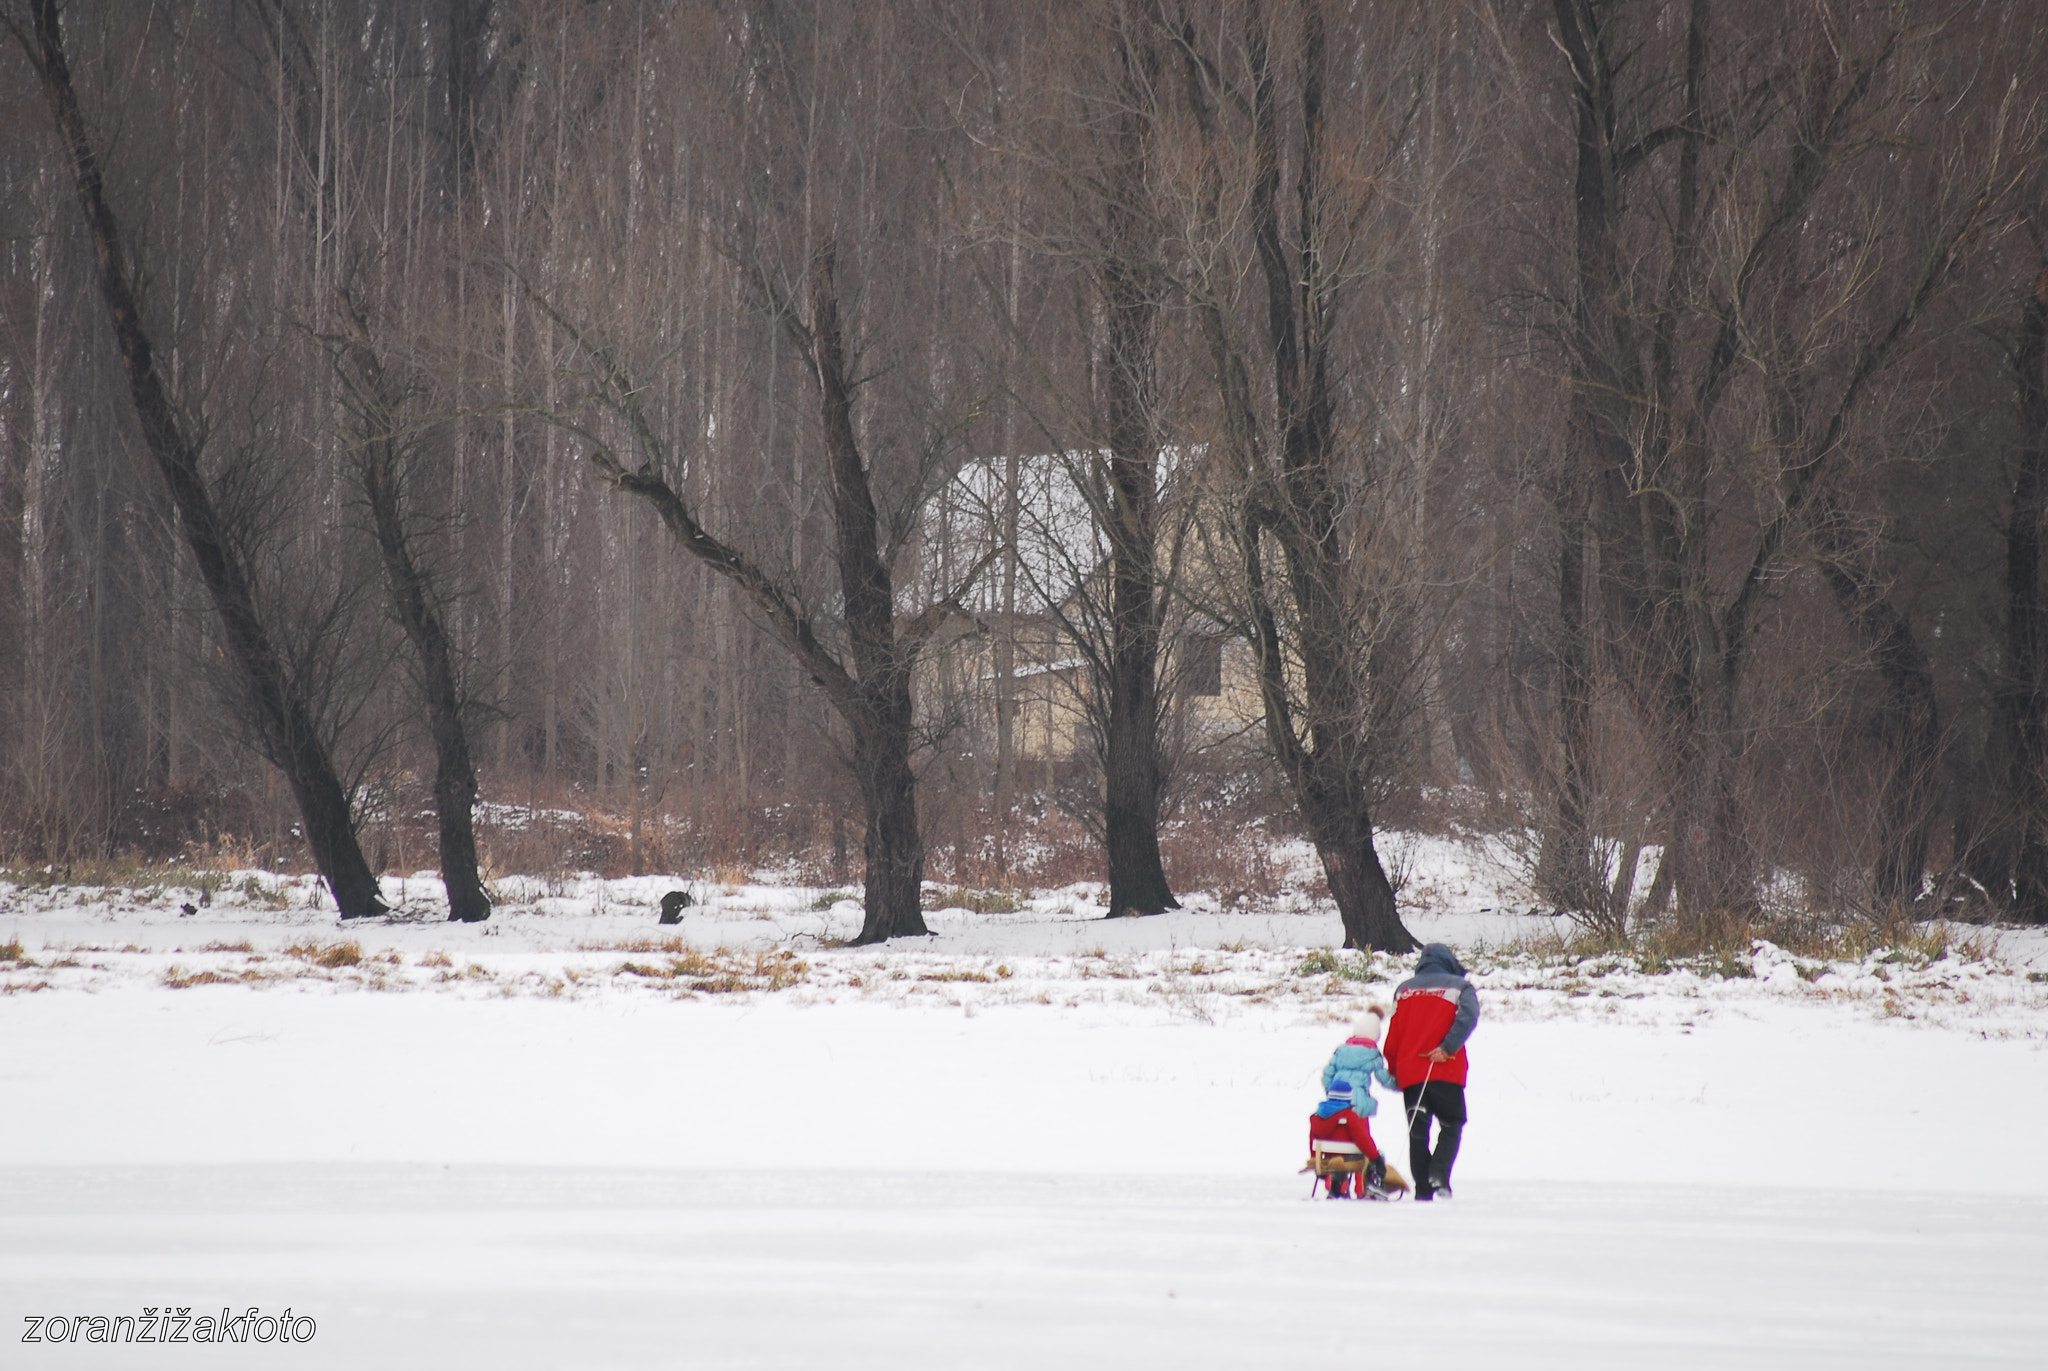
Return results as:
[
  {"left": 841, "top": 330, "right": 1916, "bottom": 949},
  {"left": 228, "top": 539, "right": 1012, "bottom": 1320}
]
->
[{"left": 1321, "top": 1009, "right": 1398, "bottom": 1127}]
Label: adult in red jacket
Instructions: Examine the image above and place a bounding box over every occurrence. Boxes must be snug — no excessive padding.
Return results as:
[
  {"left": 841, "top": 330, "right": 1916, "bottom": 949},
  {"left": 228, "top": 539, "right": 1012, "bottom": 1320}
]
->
[
  {"left": 1382, "top": 942, "right": 1479, "bottom": 1201},
  {"left": 1308, "top": 1079, "right": 1387, "bottom": 1198}
]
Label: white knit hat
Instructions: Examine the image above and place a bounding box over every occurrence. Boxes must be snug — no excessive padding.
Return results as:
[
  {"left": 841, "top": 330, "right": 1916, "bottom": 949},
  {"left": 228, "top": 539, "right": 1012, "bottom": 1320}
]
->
[{"left": 1352, "top": 1010, "right": 1383, "bottom": 1041}]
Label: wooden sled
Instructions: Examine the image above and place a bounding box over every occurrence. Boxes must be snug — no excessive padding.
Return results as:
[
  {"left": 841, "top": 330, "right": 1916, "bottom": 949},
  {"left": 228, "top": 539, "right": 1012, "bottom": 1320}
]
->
[{"left": 1303, "top": 1143, "right": 1411, "bottom": 1199}]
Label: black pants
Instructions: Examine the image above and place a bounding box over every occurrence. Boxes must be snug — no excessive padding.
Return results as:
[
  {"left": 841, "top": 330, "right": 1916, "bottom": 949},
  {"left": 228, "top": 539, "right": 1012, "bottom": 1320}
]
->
[{"left": 1402, "top": 1081, "right": 1467, "bottom": 1194}]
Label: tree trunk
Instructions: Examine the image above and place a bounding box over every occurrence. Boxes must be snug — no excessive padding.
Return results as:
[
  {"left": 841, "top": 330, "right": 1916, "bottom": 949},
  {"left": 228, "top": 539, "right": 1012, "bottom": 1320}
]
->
[
  {"left": 362, "top": 454, "right": 492, "bottom": 922},
  {"left": 1808, "top": 497, "right": 1938, "bottom": 908},
  {"left": 1098, "top": 296, "right": 1177, "bottom": 916},
  {"left": 1102, "top": 667, "right": 1176, "bottom": 915},
  {"left": 20, "top": 0, "right": 384, "bottom": 917},
  {"left": 283, "top": 745, "right": 385, "bottom": 920},
  {"left": 1535, "top": 495, "right": 1608, "bottom": 919},
  {"left": 808, "top": 249, "right": 932, "bottom": 943},
  {"left": 852, "top": 695, "right": 928, "bottom": 943},
  {"left": 2000, "top": 272, "right": 2048, "bottom": 922},
  {"left": 1244, "top": 509, "right": 1418, "bottom": 954},
  {"left": 1090, "top": 15, "right": 1178, "bottom": 917},
  {"left": 1287, "top": 605, "right": 1417, "bottom": 954},
  {"left": 1649, "top": 659, "right": 1755, "bottom": 930},
  {"left": 993, "top": 236, "right": 1022, "bottom": 881},
  {"left": 1304, "top": 789, "right": 1409, "bottom": 954}
]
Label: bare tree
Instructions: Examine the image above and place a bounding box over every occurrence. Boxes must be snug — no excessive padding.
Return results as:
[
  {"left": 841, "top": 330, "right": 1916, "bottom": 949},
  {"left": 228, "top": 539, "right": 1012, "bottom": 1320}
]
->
[
  {"left": 7, "top": 0, "right": 387, "bottom": 915},
  {"left": 1980, "top": 261, "right": 2048, "bottom": 920},
  {"left": 519, "top": 2, "right": 992, "bottom": 942},
  {"left": 6, "top": 0, "right": 2047, "bottom": 943},
  {"left": 1058, "top": 6, "right": 1184, "bottom": 918},
  {"left": 243, "top": 0, "right": 499, "bottom": 920},
  {"left": 1528, "top": 0, "right": 2011, "bottom": 926},
  {"left": 330, "top": 298, "right": 492, "bottom": 922},
  {"left": 951, "top": 0, "right": 1189, "bottom": 914},
  {"left": 1165, "top": 0, "right": 1435, "bottom": 952}
]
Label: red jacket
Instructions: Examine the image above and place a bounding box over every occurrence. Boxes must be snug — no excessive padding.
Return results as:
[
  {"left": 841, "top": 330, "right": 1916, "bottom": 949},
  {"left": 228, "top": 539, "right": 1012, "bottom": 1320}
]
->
[
  {"left": 1384, "top": 983, "right": 1472, "bottom": 1088},
  {"left": 1308, "top": 1105, "right": 1381, "bottom": 1159}
]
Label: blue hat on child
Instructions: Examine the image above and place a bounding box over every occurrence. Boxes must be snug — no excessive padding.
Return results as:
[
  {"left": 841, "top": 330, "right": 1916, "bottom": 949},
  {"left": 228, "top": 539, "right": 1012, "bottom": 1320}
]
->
[{"left": 1324, "top": 1079, "right": 1353, "bottom": 1100}]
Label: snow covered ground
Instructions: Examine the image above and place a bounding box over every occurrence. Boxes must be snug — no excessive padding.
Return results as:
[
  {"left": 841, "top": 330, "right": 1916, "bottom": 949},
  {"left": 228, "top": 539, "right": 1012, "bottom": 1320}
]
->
[{"left": 3, "top": 842, "right": 2046, "bottom": 1367}]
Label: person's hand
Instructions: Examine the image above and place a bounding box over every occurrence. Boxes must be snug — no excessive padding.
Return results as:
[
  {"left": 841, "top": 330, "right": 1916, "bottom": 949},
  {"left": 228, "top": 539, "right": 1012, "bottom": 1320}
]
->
[{"left": 1425, "top": 1047, "right": 1453, "bottom": 1064}]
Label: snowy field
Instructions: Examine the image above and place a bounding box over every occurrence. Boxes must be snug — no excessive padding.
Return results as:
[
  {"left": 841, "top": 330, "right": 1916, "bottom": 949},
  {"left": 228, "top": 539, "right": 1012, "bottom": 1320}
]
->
[{"left": 4, "top": 838, "right": 2047, "bottom": 1368}]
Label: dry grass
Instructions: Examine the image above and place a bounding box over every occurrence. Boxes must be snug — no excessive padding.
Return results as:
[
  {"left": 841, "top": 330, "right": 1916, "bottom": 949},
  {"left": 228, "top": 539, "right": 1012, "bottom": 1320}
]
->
[
  {"left": 282, "top": 939, "right": 363, "bottom": 968},
  {"left": 923, "top": 886, "right": 1025, "bottom": 914},
  {"left": 162, "top": 965, "right": 273, "bottom": 989},
  {"left": 614, "top": 947, "right": 808, "bottom": 994},
  {"left": 584, "top": 934, "right": 690, "bottom": 954},
  {"left": 227, "top": 874, "right": 296, "bottom": 909},
  {"left": 1472, "top": 907, "right": 1988, "bottom": 979},
  {"left": 2, "top": 859, "right": 232, "bottom": 895}
]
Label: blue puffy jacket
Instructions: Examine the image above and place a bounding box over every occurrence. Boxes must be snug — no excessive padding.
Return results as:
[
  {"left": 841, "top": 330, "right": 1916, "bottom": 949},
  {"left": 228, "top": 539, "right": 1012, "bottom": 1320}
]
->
[{"left": 1321, "top": 1038, "right": 1397, "bottom": 1116}]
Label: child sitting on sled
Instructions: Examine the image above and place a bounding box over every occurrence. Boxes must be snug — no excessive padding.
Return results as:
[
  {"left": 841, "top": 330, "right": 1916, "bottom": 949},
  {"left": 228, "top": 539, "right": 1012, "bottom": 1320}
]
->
[
  {"left": 1308, "top": 1079, "right": 1391, "bottom": 1198},
  {"left": 1311, "top": 1011, "right": 1403, "bottom": 1198}
]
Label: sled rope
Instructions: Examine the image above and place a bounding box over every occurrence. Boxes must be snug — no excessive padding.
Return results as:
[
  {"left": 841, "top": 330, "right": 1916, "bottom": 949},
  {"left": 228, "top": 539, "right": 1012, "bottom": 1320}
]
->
[{"left": 1404, "top": 1055, "right": 1438, "bottom": 1192}]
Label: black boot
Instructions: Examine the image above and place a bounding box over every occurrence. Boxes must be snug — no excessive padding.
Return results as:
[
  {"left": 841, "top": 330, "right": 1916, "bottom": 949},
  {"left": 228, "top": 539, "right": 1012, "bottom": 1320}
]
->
[
  {"left": 1365, "top": 1155, "right": 1389, "bottom": 1200},
  {"left": 1430, "top": 1122, "right": 1462, "bottom": 1199}
]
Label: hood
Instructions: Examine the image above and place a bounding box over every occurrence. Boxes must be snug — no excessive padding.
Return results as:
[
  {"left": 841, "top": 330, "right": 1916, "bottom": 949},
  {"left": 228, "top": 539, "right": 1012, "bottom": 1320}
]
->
[{"left": 1416, "top": 942, "right": 1465, "bottom": 977}]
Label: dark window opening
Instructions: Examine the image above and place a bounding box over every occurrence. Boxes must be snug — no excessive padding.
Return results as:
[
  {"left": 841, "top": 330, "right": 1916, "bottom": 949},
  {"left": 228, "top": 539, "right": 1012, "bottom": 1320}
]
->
[{"left": 1185, "top": 636, "right": 1223, "bottom": 697}]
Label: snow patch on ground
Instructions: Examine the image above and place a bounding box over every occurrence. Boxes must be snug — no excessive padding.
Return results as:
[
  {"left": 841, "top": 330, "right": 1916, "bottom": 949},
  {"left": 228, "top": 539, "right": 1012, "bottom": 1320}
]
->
[
  {"left": 4, "top": 855, "right": 2043, "bottom": 1039},
  {"left": 3, "top": 836, "right": 2045, "bottom": 1367}
]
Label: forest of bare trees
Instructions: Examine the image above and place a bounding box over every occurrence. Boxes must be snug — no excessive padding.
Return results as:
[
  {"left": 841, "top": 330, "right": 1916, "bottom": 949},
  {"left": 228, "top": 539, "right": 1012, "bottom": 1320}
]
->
[{"left": 3, "top": 0, "right": 2045, "bottom": 947}]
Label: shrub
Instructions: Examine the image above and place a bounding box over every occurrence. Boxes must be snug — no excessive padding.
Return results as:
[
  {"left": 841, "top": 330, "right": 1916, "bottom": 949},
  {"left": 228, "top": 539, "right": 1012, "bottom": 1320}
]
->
[{"left": 1294, "top": 949, "right": 1386, "bottom": 982}]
